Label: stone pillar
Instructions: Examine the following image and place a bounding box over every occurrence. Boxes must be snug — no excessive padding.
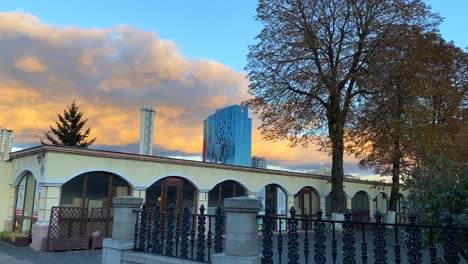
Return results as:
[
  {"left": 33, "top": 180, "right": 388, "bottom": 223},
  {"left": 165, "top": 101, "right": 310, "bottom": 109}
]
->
[
  {"left": 131, "top": 188, "right": 146, "bottom": 200},
  {"left": 287, "top": 194, "right": 295, "bottom": 217},
  {"left": 369, "top": 198, "right": 375, "bottom": 223},
  {"left": 346, "top": 197, "right": 352, "bottom": 210},
  {"left": 102, "top": 196, "right": 143, "bottom": 264},
  {"left": 197, "top": 190, "right": 209, "bottom": 213},
  {"left": 212, "top": 197, "right": 262, "bottom": 264},
  {"left": 386, "top": 211, "right": 397, "bottom": 224},
  {"left": 247, "top": 192, "right": 257, "bottom": 199},
  {"left": 319, "top": 195, "right": 327, "bottom": 219},
  {"left": 31, "top": 222, "right": 49, "bottom": 250}
]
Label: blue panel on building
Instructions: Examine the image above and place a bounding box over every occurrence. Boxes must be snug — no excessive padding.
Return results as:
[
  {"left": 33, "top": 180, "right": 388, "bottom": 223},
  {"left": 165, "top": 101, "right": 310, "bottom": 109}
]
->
[{"left": 203, "top": 105, "right": 252, "bottom": 166}]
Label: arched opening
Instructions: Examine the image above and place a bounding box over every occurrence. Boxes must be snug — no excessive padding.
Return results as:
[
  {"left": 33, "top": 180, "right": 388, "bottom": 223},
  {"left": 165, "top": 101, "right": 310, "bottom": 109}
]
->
[
  {"left": 14, "top": 172, "right": 40, "bottom": 236},
  {"left": 294, "top": 187, "right": 320, "bottom": 230},
  {"left": 352, "top": 191, "right": 370, "bottom": 222},
  {"left": 325, "top": 191, "right": 348, "bottom": 217},
  {"left": 208, "top": 180, "right": 247, "bottom": 214},
  {"left": 60, "top": 171, "right": 131, "bottom": 209},
  {"left": 257, "top": 184, "right": 287, "bottom": 230},
  {"left": 146, "top": 177, "right": 197, "bottom": 214}
]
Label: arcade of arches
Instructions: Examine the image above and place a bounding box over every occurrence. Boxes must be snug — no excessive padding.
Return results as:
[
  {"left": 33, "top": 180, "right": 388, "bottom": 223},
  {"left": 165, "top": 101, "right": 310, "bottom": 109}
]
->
[
  {"left": 12, "top": 173, "right": 401, "bottom": 225},
  {"left": 13, "top": 172, "right": 400, "bottom": 236}
]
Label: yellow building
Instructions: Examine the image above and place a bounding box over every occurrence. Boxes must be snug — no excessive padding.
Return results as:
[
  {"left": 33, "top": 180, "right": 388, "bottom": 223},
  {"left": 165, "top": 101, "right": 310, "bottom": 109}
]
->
[{"left": 0, "top": 145, "right": 404, "bottom": 250}]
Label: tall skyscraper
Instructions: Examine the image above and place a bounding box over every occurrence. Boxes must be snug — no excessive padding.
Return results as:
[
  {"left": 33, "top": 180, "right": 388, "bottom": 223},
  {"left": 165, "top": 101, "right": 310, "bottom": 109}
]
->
[
  {"left": 252, "top": 156, "right": 267, "bottom": 169},
  {"left": 203, "top": 105, "right": 252, "bottom": 166},
  {"left": 139, "top": 106, "right": 156, "bottom": 155},
  {"left": 0, "top": 128, "right": 14, "bottom": 161}
]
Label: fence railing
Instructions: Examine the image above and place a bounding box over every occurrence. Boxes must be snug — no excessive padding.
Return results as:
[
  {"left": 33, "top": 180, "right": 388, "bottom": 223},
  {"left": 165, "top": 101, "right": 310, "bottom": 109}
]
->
[
  {"left": 259, "top": 207, "right": 467, "bottom": 264},
  {"left": 133, "top": 203, "right": 225, "bottom": 263},
  {"left": 46, "top": 206, "right": 114, "bottom": 251}
]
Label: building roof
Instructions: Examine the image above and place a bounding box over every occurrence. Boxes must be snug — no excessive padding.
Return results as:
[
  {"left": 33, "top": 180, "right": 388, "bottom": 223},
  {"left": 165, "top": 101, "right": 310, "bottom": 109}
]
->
[{"left": 9, "top": 144, "right": 392, "bottom": 187}]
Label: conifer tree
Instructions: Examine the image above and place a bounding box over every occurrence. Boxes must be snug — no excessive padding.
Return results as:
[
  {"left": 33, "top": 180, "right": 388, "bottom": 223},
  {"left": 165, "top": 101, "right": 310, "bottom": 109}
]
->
[{"left": 42, "top": 101, "right": 96, "bottom": 147}]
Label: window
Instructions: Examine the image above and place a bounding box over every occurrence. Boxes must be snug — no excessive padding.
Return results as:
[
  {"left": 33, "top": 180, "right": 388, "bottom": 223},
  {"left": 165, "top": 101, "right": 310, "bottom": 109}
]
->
[{"left": 60, "top": 172, "right": 130, "bottom": 209}]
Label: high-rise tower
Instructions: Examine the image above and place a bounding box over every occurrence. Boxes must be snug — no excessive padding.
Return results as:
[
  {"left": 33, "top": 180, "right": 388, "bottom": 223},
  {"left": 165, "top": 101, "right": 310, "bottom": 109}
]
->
[
  {"left": 203, "top": 105, "right": 252, "bottom": 166},
  {"left": 139, "top": 106, "right": 156, "bottom": 155},
  {"left": 0, "top": 128, "right": 14, "bottom": 161}
]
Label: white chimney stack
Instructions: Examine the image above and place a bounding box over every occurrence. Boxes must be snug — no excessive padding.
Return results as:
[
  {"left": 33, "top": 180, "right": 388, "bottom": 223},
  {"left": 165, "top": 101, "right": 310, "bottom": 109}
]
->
[{"left": 139, "top": 106, "right": 156, "bottom": 155}]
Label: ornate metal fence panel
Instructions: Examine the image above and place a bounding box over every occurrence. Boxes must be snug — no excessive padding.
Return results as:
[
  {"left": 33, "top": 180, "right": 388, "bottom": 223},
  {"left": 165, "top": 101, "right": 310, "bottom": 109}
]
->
[
  {"left": 134, "top": 203, "right": 225, "bottom": 263},
  {"left": 259, "top": 207, "right": 468, "bottom": 264}
]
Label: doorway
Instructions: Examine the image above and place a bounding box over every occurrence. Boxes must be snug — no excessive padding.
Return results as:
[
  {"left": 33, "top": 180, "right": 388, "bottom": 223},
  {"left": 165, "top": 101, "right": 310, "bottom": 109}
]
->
[
  {"left": 352, "top": 191, "right": 370, "bottom": 223},
  {"left": 146, "top": 177, "right": 196, "bottom": 214},
  {"left": 161, "top": 178, "right": 184, "bottom": 213},
  {"left": 294, "top": 187, "right": 320, "bottom": 230}
]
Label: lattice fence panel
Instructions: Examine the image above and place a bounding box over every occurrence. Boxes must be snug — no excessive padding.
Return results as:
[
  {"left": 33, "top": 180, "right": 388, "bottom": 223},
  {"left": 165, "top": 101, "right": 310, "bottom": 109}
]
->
[
  {"left": 47, "top": 207, "right": 87, "bottom": 239},
  {"left": 89, "top": 208, "right": 114, "bottom": 237}
]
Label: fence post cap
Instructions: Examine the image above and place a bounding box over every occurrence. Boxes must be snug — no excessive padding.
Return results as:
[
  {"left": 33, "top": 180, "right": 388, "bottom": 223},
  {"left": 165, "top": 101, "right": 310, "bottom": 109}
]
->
[
  {"left": 224, "top": 196, "right": 262, "bottom": 212},
  {"left": 112, "top": 196, "right": 143, "bottom": 207}
]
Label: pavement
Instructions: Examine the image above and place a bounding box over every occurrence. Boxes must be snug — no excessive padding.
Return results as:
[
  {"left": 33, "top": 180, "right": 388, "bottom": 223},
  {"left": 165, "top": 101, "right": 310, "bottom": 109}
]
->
[{"left": 0, "top": 242, "right": 101, "bottom": 264}]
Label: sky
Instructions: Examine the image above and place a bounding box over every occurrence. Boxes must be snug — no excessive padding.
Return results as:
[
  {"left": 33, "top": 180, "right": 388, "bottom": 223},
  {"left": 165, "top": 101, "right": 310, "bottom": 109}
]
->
[{"left": 1, "top": 1, "right": 467, "bottom": 177}]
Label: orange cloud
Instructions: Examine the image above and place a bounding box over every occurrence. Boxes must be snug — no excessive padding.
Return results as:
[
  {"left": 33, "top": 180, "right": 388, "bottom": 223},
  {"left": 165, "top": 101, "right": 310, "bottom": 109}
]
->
[
  {"left": 15, "top": 56, "right": 48, "bottom": 72},
  {"left": 0, "top": 11, "right": 359, "bottom": 170}
]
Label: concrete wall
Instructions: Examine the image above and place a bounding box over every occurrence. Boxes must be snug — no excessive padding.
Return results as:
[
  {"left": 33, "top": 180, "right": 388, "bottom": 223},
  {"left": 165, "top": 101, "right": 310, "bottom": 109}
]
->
[
  {"left": 122, "top": 252, "right": 203, "bottom": 264},
  {"left": 0, "top": 161, "right": 12, "bottom": 231}
]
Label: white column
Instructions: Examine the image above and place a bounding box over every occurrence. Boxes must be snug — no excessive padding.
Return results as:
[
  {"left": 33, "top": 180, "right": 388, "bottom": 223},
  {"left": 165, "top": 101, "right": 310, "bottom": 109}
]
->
[
  {"left": 287, "top": 194, "right": 295, "bottom": 217},
  {"left": 320, "top": 195, "right": 327, "bottom": 219},
  {"left": 31, "top": 186, "right": 60, "bottom": 250}
]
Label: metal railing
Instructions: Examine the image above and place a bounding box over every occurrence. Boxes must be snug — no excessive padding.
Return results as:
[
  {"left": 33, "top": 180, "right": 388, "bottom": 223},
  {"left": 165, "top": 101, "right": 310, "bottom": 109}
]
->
[
  {"left": 259, "top": 207, "right": 467, "bottom": 264},
  {"left": 133, "top": 203, "right": 225, "bottom": 263}
]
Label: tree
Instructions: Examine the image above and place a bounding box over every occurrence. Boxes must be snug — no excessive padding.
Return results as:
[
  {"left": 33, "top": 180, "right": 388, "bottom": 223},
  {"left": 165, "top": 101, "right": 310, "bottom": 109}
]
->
[
  {"left": 244, "top": 0, "right": 439, "bottom": 212},
  {"left": 348, "top": 29, "right": 466, "bottom": 211},
  {"left": 42, "top": 101, "right": 96, "bottom": 147},
  {"left": 405, "top": 158, "right": 468, "bottom": 261}
]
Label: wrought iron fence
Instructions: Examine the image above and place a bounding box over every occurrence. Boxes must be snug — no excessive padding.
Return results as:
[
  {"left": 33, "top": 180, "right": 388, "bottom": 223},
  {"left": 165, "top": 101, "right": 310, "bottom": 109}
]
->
[
  {"left": 259, "top": 207, "right": 468, "bottom": 264},
  {"left": 133, "top": 203, "right": 225, "bottom": 263}
]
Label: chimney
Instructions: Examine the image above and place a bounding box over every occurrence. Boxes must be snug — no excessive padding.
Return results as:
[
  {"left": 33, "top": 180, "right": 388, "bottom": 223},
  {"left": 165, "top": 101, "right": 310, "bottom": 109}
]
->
[{"left": 139, "top": 106, "right": 156, "bottom": 155}]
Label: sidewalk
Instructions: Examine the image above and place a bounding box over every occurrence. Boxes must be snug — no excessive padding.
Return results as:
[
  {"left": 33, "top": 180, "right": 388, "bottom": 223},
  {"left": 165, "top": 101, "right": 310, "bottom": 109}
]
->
[{"left": 0, "top": 242, "right": 101, "bottom": 264}]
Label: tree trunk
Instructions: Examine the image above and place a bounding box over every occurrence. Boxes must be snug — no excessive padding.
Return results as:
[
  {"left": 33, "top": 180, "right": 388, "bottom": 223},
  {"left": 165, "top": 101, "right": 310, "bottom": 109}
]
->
[
  {"left": 389, "top": 140, "right": 401, "bottom": 211},
  {"left": 328, "top": 109, "right": 346, "bottom": 213},
  {"left": 331, "top": 139, "right": 346, "bottom": 213}
]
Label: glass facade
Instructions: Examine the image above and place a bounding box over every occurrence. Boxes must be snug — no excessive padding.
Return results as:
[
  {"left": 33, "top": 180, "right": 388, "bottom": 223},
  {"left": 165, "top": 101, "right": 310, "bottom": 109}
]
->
[{"left": 203, "top": 105, "right": 252, "bottom": 166}]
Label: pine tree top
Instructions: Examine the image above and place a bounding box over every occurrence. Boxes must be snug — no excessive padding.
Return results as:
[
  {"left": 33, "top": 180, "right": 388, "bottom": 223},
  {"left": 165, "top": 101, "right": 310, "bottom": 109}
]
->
[{"left": 41, "top": 100, "right": 96, "bottom": 147}]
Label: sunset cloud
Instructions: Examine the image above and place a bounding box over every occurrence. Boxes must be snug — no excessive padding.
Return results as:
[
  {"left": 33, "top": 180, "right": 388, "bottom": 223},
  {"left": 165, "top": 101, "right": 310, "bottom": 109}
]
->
[
  {"left": 0, "top": 11, "right": 360, "bottom": 172},
  {"left": 15, "top": 56, "right": 48, "bottom": 72}
]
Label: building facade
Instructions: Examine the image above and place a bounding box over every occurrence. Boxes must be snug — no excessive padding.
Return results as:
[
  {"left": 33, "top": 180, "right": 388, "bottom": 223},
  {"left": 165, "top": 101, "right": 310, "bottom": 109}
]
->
[
  {"left": 139, "top": 106, "right": 156, "bottom": 155},
  {"left": 252, "top": 156, "right": 267, "bottom": 169},
  {"left": 203, "top": 105, "right": 252, "bottom": 166},
  {"left": 0, "top": 145, "right": 403, "bottom": 250},
  {"left": 0, "top": 129, "right": 14, "bottom": 161}
]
